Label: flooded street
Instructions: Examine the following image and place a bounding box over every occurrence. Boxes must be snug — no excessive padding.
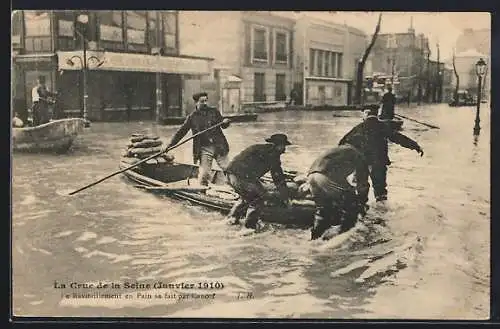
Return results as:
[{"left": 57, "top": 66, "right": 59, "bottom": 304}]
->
[{"left": 12, "top": 104, "right": 490, "bottom": 319}]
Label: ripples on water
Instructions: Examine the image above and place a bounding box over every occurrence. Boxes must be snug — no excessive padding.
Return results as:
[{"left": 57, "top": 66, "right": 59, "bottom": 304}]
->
[{"left": 12, "top": 105, "right": 490, "bottom": 319}]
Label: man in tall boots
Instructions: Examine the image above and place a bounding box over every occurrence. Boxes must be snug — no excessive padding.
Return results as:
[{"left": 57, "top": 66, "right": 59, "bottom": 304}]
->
[
  {"left": 225, "top": 134, "right": 292, "bottom": 229},
  {"left": 338, "top": 106, "right": 424, "bottom": 202},
  {"left": 165, "top": 92, "right": 231, "bottom": 186},
  {"left": 296, "top": 144, "right": 371, "bottom": 240}
]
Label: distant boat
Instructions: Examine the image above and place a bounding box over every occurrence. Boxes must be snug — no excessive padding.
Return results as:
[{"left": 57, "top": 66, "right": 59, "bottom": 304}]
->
[{"left": 12, "top": 118, "right": 86, "bottom": 153}]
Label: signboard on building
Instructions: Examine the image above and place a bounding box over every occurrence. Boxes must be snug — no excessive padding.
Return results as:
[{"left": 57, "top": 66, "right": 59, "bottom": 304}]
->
[{"left": 57, "top": 51, "right": 213, "bottom": 76}]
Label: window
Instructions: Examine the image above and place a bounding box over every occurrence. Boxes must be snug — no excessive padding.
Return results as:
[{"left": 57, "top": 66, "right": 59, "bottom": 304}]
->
[
  {"left": 337, "top": 53, "right": 343, "bottom": 77},
  {"left": 252, "top": 26, "right": 268, "bottom": 62},
  {"left": 331, "top": 53, "right": 337, "bottom": 77},
  {"left": 98, "top": 11, "right": 123, "bottom": 42},
  {"left": 309, "top": 48, "right": 315, "bottom": 75},
  {"left": 162, "top": 11, "right": 177, "bottom": 50},
  {"left": 335, "top": 86, "right": 343, "bottom": 97},
  {"left": 24, "top": 11, "right": 52, "bottom": 52},
  {"left": 12, "top": 11, "right": 22, "bottom": 49},
  {"left": 274, "top": 31, "right": 288, "bottom": 63},
  {"left": 317, "top": 50, "right": 323, "bottom": 76},
  {"left": 325, "top": 52, "right": 331, "bottom": 77},
  {"left": 147, "top": 11, "right": 158, "bottom": 48},
  {"left": 126, "top": 11, "right": 147, "bottom": 45},
  {"left": 56, "top": 10, "right": 75, "bottom": 51},
  {"left": 254, "top": 73, "right": 266, "bottom": 102},
  {"left": 275, "top": 74, "right": 286, "bottom": 101}
]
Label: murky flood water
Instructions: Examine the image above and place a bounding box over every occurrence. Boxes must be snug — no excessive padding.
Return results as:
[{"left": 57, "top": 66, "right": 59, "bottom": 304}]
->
[{"left": 12, "top": 104, "right": 490, "bottom": 319}]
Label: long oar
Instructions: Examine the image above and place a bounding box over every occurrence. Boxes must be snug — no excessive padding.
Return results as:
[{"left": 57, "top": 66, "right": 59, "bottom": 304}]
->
[
  {"left": 68, "top": 121, "right": 226, "bottom": 196},
  {"left": 395, "top": 113, "right": 440, "bottom": 129}
]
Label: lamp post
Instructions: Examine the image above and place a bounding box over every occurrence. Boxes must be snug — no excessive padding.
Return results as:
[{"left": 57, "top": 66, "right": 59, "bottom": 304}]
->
[
  {"left": 69, "top": 14, "right": 104, "bottom": 125},
  {"left": 423, "top": 47, "right": 430, "bottom": 103},
  {"left": 473, "top": 58, "right": 487, "bottom": 135}
]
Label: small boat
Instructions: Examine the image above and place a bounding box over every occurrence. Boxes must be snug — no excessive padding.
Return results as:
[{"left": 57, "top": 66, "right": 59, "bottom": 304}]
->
[
  {"left": 119, "top": 157, "right": 316, "bottom": 228},
  {"left": 160, "top": 113, "right": 258, "bottom": 126},
  {"left": 12, "top": 118, "right": 86, "bottom": 153}
]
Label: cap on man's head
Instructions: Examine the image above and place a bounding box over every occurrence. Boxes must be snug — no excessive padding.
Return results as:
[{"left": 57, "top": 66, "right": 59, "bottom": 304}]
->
[
  {"left": 265, "top": 133, "right": 292, "bottom": 146},
  {"left": 192, "top": 92, "right": 208, "bottom": 102}
]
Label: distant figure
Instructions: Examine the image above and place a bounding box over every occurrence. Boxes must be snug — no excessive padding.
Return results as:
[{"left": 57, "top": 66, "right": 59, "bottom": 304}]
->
[
  {"left": 379, "top": 85, "right": 396, "bottom": 120},
  {"left": 31, "top": 75, "right": 56, "bottom": 126},
  {"left": 288, "top": 88, "right": 300, "bottom": 106},
  {"left": 12, "top": 112, "right": 24, "bottom": 128}
]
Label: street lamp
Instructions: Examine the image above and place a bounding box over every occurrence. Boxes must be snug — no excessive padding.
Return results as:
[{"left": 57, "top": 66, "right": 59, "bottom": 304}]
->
[
  {"left": 473, "top": 58, "right": 487, "bottom": 135},
  {"left": 71, "top": 13, "right": 105, "bottom": 125}
]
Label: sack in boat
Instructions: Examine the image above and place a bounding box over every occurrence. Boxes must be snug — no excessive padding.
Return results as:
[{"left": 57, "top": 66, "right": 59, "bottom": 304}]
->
[
  {"left": 128, "top": 146, "right": 162, "bottom": 157},
  {"left": 130, "top": 135, "right": 160, "bottom": 143},
  {"left": 127, "top": 139, "right": 163, "bottom": 149}
]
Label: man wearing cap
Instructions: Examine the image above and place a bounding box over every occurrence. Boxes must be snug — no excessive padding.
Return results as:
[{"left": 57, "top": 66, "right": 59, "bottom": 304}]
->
[
  {"left": 296, "top": 144, "right": 370, "bottom": 240},
  {"left": 338, "top": 106, "right": 424, "bottom": 202},
  {"left": 31, "top": 75, "right": 56, "bottom": 126},
  {"left": 165, "top": 92, "right": 231, "bottom": 186},
  {"left": 224, "top": 134, "right": 292, "bottom": 229}
]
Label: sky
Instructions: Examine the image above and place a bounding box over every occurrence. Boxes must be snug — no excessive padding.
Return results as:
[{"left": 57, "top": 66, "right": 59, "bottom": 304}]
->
[{"left": 274, "top": 11, "right": 491, "bottom": 61}]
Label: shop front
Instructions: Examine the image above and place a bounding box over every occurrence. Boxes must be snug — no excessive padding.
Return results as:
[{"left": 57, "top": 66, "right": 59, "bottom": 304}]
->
[
  {"left": 55, "top": 50, "right": 213, "bottom": 121},
  {"left": 304, "top": 77, "right": 350, "bottom": 107}
]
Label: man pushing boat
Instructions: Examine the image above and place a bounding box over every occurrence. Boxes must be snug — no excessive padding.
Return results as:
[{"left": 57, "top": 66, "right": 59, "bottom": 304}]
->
[
  {"left": 295, "top": 145, "right": 370, "bottom": 240},
  {"left": 224, "top": 134, "right": 292, "bottom": 230},
  {"left": 163, "top": 92, "right": 231, "bottom": 186}
]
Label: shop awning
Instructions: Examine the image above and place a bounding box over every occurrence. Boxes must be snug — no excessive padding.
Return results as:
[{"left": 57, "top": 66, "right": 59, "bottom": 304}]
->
[{"left": 57, "top": 51, "right": 214, "bottom": 75}]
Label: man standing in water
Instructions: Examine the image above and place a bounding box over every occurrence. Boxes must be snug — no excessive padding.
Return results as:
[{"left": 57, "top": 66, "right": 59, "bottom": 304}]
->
[
  {"left": 165, "top": 92, "right": 231, "bottom": 186},
  {"left": 338, "top": 107, "right": 424, "bottom": 202},
  {"left": 379, "top": 84, "right": 396, "bottom": 120},
  {"left": 296, "top": 144, "right": 370, "bottom": 240},
  {"left": 225, "top": 134, "right": 292, "bottom": 229}
]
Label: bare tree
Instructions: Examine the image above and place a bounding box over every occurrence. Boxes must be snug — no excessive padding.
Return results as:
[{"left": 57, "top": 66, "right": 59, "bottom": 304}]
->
[
  {"left": 354, "top": 13, "right": 382, "bottom": 105},
  {"left": 452, "top": 49, "right": 460, "bottom": 102}
]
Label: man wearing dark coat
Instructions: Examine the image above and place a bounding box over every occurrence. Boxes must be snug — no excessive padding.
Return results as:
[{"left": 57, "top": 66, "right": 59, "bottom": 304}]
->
[
  {"left": 225, "top": 134, "right": 292, "bottom": 229},
  {"left": 165, "top": 92, "right": 231, "bottom": 186},
  {"left": 338, "top": 106, "right": 424, "bottom": 202},
  {"left": 31, "top": 75, "right": 56, "bottom": 126}
]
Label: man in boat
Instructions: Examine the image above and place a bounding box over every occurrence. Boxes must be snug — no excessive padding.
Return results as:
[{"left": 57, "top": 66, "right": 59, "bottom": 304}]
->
[
  {"left": 31, "top": 75, "right": 56, "bottom": 126},
  {"left": 338, "top": 106, "right": 424, "bottom": 202},
  {"left": 164, "top": 92, "right": 231, "bottom": 186},
  {"left": 225, "top": 133, "right": 292, "bottom": 229},
  {"left": 295, "top": 145, "right": 370, "bottom": 240},
  {"left": 379, "top": 84, "right": 396, "bottom": 120}
]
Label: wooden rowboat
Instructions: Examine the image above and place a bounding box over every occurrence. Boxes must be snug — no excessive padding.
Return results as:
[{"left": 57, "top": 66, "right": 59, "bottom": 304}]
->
[
  {"left": 12, "top": 118, "right": 86, "bottom": 153},
  {"left": 119, "top": 157, "right": 316, "bottom": 228}
]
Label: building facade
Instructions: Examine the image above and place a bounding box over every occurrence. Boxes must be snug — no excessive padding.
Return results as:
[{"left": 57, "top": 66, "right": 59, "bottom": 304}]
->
[
  {"left": 11, "top": 10, "right": 214, "bottom": 121},
  {"left": 178, "top": 11, "right": 294, "bottom": 113},
  {"left": 369, "top": 26, "right": 431, "bottom": 102},
  {"left": 294, "top": 15, "right": 367, "bottom": 106},
  {"left": 448, "top": 49, "right": 490, "bottom": 100}
]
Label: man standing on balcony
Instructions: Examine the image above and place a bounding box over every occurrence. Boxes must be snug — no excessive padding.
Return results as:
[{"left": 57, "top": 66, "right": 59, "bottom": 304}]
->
[{"left": 164, "top": 92, "right": 231, "bottom": 186}]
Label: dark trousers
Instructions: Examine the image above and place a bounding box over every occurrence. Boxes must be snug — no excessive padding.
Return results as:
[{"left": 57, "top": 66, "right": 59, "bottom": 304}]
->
[
  {"left": 32, "top": 102, "right": 50, "bottom": 126},
  {"left": 369, "top": 163, "right": 388, "bottom": 199},
  {"left": 226, "top": 173, "right": 266, "bottom": 229}
]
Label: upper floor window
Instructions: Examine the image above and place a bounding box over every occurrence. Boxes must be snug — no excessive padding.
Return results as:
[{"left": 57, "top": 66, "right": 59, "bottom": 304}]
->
[
  {"left": 386, "top": 34, "right": 397, "bottom": 49},
  {"left": 12, "top": 11, "right": 23, "bottom": 49},
  {"left": 147, "top": 11, "right": 158, "bottom": 48},
  {"left": 55, "top": 10, "right": 75, "bottom": 51},
  {"left": 126, "top": 11, "right": 147, "bottom": 46},
  {"left": 98, "top": 11, "right": 123, "bottom": 43},
  {"left": 274, "top": 30, "right": 289, "bottom": 64},
  {"left": 24, "top": 11, "right": 52, "bottom": 52},
  {"left": 251, "top": 26, "right": 269, "bottom": 63},
  {"left": 162, "top": 11, "right": 177, "bottom": 50}
]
